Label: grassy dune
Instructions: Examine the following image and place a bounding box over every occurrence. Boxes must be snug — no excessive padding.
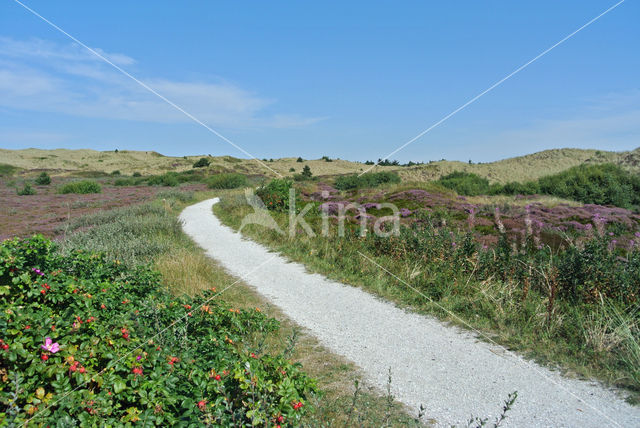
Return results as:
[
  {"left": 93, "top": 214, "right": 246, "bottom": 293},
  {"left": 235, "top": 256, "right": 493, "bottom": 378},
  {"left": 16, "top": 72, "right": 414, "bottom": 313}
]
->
[
  {"left": 0, "top": 148, "right": 372, "bottom": 178},
  {"left": 399, "top": 148, "right": 630, "bottom": 184},
  {"left": 2, "top": 146, "right": 638, "bottom": 184}
]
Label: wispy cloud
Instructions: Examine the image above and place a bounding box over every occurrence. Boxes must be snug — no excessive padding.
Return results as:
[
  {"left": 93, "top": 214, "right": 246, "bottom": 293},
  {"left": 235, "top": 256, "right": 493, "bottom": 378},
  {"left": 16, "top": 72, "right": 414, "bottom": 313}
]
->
[
  {"left": 0, "top": 37, "right": 322, "bottom": 128},
  {"left": 484, "top": 91, "right": 640, "bottom": 154}
]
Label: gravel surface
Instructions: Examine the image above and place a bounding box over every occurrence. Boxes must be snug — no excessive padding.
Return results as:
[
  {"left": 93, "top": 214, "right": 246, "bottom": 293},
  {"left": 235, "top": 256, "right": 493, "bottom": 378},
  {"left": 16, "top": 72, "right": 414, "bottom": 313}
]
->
[{"left": 180, "top": 198, "right": 640, "bottom": 427}]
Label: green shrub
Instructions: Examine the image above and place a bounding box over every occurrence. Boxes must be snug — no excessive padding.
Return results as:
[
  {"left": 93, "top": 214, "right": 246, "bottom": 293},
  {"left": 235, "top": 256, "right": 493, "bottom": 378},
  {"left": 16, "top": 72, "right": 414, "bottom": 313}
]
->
[
  {"left": 16, "top": 183, "right": 36, "bottom": 196},
  {"left": 437, "top": 171, "right": 490, "bottom": 196},
  {"left": 301, "top": 165, "right": 313, "bottom": 179},
  {"left": 537, "top": 163, "right": 640, "bottom": 208},
  {"left": 147, "top": 173, "right": 179, "bottom": 187},
  {"left": 489, "top": 164, "right": 640, "bottom": 208},
  {"left": 132, "top": 171, "right": 142, "bottom": 177},
  {"left": 321, "top": 156, "right": 332, "bottom": 162},
  {"left": 193, "top": 157, "right": 211, "bottom": 168},
  {"left": 256, "top": 179, "right": 295, "bottom": 211},
  {"left": 0, "top": 236, "right": 315, "bottom": 425},
  {"left": 110, "top": 170, "right": 121, "bottom": 176},
  {"left": 59, "top": 180, "right": 102, "bottom": 194},
  {"left": 207, "top": 173, "right": 248, "bottom": 189},
  {"left": 289, "top": 167, "right": 296, "bottom": 172},
  {"left": 334, "top": 171, "right": 401, "bottom": 190},
  {"left": 35, "top": 172, "right": 51, "bottom": 185},
  {"left": 296, "top": 157, "right": 304, "bottom": 163},
  {"left": 114, "top": 178, "right": 137, "bottom": 186},
  {"left": 492, "top": 181, "right": 539, "bottom": 195}
]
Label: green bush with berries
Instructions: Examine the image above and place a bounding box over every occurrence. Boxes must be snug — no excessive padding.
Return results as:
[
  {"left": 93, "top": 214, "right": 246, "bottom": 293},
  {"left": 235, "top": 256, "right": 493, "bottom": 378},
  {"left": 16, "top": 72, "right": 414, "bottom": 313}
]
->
[{"left": 0, "top": 236, "right": 315, "bottom": 425}]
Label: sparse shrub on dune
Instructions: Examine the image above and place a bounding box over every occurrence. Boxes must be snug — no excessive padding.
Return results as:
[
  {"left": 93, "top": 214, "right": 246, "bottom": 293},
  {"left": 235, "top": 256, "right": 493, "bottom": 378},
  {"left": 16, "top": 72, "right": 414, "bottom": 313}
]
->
[
  {"left": 193, "top": 157, "right": 211, "bottom": 168},
  {"left": 16, "top": 183, "right": 36, "bottom": 196},
  {"left": 35, "top": 172, "right": 51, "bottom": 185},
  {"left": 58, "top": 180, "right": 102, "bottom": 194}
]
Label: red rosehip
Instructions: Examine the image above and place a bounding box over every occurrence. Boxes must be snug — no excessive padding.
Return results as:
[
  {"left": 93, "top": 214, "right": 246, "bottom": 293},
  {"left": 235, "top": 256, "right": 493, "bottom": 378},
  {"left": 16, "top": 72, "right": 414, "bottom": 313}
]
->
[
  {"left": 1, "top": 344, "right": 8, "bottom": 350},
  {"left": 79, "top": 367, "right": 86, "bottom": 374},
  {"left": 214, "top": 374, "right": 221, "bottom": 381},
  {"left": 41, "top": 354, "right": 48, "bottom": 361}
]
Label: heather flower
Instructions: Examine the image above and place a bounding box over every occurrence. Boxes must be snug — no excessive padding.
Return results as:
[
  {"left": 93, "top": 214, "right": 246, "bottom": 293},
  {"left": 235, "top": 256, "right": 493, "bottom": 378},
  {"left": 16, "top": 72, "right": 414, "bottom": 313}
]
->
[{"left": 41, "top": 337, "right": 60, "bottom": 353}]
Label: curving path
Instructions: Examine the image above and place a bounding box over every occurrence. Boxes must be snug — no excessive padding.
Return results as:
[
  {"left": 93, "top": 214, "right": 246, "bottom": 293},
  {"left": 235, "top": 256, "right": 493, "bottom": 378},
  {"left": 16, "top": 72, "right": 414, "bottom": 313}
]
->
[{"left": 180, "top": 198, "right": 640, "bottom": 427}]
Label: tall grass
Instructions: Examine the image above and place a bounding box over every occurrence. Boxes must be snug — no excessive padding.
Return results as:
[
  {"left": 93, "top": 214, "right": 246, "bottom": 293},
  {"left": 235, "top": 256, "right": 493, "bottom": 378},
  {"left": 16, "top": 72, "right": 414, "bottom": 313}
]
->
[{"left": 215, "top": 193, "right": 640, "bottom": 395}]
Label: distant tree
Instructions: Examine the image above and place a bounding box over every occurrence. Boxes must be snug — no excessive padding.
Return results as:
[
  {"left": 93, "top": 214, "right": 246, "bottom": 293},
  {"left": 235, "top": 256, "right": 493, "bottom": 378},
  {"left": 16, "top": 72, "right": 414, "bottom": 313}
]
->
[
  {"left": 35, "top": 172, "right": 51, "bottom": 185},
  {"left": 469, "top": 160, "right": 472, "bottom": 164},
  {"left": 114, "top": 149, "right": 119, "bottom": 153},
  {"left": 193, "top": 157, "right": 211, "bottom": 168},
  {"left": 296, "top": 157, "right": 304, "bottom": 163},
  {"left": 364, "top": 160, "right": 374, "bottom": 165},
  {"left": 289, "top": 167, "right": 295, "bottom": 172},
  {"left": 301, "top": 165, "right": 313, "bottom": 179},
  {"left": 321, "top": 156, "right": 332, "bottom": 162}
]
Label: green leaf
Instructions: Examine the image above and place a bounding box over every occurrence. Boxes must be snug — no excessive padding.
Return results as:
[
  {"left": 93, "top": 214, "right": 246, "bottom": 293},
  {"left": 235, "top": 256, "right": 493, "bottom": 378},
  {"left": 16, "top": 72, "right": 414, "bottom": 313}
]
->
[{"left": 114, "top": 380, "right": 127, "bottom": 394}]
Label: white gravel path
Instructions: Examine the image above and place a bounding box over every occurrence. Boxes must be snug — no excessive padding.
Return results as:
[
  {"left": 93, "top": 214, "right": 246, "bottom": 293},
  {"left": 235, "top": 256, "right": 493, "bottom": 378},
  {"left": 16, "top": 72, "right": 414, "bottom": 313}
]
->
[{"left": 180, "top": 198, "right": 640, "bottom": 427}]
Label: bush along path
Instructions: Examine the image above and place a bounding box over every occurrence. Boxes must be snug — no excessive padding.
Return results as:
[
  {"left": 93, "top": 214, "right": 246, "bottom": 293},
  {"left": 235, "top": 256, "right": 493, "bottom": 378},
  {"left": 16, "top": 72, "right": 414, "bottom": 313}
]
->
[
  {"left": 180, "top": 198, "right": 640, "bottom": 427},
  {"left": 0, "top": 235, "right": 315, "bottom": 425}
]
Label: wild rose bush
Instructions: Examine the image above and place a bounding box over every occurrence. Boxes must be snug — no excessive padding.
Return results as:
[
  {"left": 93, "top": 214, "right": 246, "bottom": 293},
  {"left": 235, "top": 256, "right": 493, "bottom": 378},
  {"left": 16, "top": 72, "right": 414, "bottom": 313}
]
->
[{"left": 0, "top": 236, "right": 315, "bottom": 425}]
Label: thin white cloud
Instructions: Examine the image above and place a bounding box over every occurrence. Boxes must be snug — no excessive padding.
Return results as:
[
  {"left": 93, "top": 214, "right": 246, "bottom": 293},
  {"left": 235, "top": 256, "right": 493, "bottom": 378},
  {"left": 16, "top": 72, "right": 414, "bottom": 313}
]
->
[
  {"left": 480, "top": 91, "right": 640, "bottom": 154},
  {"left": 0, "top": 37, "right": 323, "bottom": 128},
  {"left": 0, "top": 37, "right": 135, "bottom": 66}
]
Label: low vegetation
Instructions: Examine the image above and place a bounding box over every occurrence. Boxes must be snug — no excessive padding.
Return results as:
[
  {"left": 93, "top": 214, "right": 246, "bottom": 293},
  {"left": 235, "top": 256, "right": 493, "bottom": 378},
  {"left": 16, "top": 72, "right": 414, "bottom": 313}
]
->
[
  {"left": 438, "top": 164, "right": 640, "bottom": 209},
  {"left": 216, "top": 179, "right": 640, "bottom": 396},
  {"left": 0, "top": 164, "right": 18, "bottom": 177},
  {"left": 334, "top": 171, "right": 401, "bottom": 190},
  {"left": 58, "top": 180, "right": 102, "bottom": 195},
  {"left": 206, "top": 173, "right": 248, "bottom": 190}
]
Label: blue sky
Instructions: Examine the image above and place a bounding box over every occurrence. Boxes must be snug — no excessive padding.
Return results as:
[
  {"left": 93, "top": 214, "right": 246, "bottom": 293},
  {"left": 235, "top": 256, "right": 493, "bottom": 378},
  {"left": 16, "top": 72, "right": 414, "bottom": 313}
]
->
[{"left": 0, "top": 1, "right": 638, "bottom": 163}]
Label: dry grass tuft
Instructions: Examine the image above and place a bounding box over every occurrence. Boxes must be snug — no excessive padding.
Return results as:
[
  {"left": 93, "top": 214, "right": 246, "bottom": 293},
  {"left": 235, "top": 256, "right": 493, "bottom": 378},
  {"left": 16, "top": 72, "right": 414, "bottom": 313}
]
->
[{"left": 155, "top": 247, "right": 233, "bottom": 296}]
